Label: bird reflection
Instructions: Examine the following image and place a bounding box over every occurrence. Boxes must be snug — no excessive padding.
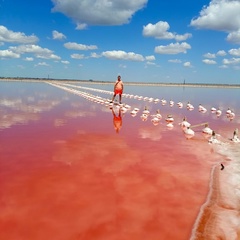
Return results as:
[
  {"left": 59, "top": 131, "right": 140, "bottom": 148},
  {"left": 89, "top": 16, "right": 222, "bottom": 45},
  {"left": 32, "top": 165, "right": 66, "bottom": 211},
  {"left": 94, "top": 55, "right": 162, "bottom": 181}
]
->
[{"left": 112, "top": 108, "right": 122, "bottom": 134}]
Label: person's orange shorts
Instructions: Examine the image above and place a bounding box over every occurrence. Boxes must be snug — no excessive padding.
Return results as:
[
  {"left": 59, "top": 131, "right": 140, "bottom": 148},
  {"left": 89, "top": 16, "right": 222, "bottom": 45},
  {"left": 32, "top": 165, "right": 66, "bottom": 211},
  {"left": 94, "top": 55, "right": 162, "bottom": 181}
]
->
[{"left": 114, "top": 89, "right": 123, "bottom": 94}]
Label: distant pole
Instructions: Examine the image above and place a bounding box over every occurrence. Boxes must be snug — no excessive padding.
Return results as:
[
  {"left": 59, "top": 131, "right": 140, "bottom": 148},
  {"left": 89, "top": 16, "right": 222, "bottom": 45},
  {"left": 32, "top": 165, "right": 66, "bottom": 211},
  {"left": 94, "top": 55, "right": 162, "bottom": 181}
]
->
[{"left": 184, "top": 79, "right": 185, "bottom": 85}]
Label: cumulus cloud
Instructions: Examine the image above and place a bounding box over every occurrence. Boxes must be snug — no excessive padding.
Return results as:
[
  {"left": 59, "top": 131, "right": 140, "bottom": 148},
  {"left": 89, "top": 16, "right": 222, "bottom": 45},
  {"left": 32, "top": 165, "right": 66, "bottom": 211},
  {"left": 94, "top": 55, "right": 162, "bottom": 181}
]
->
[
  {"left": 0, "top": 49, "right": 20, "bottom": 58},
  {"left": 190, "top": 0, "right": 240, "bottom": 31},
  {"left": 24, "top": 57, "right": 34, "bottom": 61},
  {"left": 154, "top": 42, "right": 191, "bottom": 54},
  {"left": 51, "top": 0, "right": 148, "bottom": 27},
  {"left": 145, "top": 55, "right": 155, "bottom": 61},
  {"left": 102, "top": 50, "right": 145, "bottom": 61},
  {"left": 226, "top": 30, "right": 240, "bottom": 44},
  {"left": 61, "top": 60, "right": 70, "bottom": 64},
  {"left": 71, "top": 53, "right": 85, "bottom": 59},
  {"left": 228, "top": 48, "right": 240, "bottom": 56},
  {"left": 64, "top": 42, "right": 98, "bottom": 50},
  {"left": 183, "top": 62, "right": 193, "bottom": 67},
  {"left": 143, "top": 21, "right": 192, "bottom": 41},
  {"left": 35, "top": 62, "right": 50, "bottom": 67},
  {"left": 9, "top": 44, "right": 61, "bottom": 60},
  {"left": 216, "top": 50, "right": 227, "bottom": 56},
  {"left": 222, "top": 58, "right": 240, "bottom": 64},
  {"left": 90, "top": 52, "right": 102, "bottom": 58},
  {"left": 202, "top": 59, "right": 217, "bottom": 64},
  {"left": 203, "top": 53, "right": 216, "bottom": 58},
  {"left": 0, "top": 25, "right": 38, "bottom": 44},
  {"left": 190, "top": 0, "right": 240, "bottom": 44},
  {"left": 168, "top": 59, "right": 182, "bottom": 63},
  {"left": 52, "top": 30, "right": 66, "bottom": 40}
]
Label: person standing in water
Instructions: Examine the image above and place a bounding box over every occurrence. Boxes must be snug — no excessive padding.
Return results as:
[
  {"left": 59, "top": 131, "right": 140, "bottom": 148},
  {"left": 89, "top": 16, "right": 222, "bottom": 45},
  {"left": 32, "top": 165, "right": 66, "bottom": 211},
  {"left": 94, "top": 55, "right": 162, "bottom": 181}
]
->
[{"left": 111, "top": 75, "right": 124, "bottom": 104}]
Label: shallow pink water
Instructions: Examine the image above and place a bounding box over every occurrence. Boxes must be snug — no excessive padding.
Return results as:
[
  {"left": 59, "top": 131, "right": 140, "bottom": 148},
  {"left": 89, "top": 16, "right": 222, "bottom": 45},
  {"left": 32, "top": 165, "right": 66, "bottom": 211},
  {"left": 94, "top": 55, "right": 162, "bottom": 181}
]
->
[{"left": 0, "top": 81, "right": 239, "bottom": 239}]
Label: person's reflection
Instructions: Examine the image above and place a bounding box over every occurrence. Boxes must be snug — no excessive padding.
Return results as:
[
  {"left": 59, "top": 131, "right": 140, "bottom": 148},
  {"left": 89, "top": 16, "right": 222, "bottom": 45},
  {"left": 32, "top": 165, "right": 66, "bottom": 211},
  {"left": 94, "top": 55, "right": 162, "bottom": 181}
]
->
[{"left": 112, "top": 107, "right": 122, "bottom": 133}]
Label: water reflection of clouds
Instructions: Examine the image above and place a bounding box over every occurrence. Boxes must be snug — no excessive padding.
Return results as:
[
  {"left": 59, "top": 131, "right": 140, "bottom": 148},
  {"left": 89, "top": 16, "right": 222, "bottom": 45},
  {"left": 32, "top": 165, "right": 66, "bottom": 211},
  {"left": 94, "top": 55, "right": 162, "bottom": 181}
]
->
[
  {"left": 64, "top": 110, "right": 96, "bottom": 118},
  {"left": 0, "top": 110, "right": 39, "bottom": 129},
  {"left": 0, "top": 97, "right": 60, "bottom": 129},
  {"left": 139, "top": 126, "right": 163, "bottom": 141},
  {"left": 53, "top": 133, "right": 141, "bottom": 173}
]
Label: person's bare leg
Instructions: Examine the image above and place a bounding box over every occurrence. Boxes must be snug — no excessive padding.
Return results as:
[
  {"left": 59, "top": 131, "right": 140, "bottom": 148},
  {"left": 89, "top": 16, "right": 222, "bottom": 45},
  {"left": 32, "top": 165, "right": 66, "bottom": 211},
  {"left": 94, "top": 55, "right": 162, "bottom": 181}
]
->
[
  {"left": 111, "top": 94, "right": 116, "bottom": 102},
  {"left": 119, "top": 94, "right": 122, "bottom": 103}
]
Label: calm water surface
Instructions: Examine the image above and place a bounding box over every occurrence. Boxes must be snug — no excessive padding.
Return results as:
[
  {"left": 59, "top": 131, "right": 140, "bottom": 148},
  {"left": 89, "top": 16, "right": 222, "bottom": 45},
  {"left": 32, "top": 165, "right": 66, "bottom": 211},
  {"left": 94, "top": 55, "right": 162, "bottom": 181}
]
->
[{"left": 0, "top": 81, "right": 240, "bottom": 240}]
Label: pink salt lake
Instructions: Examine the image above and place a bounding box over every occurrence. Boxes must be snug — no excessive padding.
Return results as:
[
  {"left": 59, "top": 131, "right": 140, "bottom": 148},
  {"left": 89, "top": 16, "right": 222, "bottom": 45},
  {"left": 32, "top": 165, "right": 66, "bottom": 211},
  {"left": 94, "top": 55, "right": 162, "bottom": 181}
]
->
[{"left": 0, "top": 80, "right": 240, "bottom": 240}]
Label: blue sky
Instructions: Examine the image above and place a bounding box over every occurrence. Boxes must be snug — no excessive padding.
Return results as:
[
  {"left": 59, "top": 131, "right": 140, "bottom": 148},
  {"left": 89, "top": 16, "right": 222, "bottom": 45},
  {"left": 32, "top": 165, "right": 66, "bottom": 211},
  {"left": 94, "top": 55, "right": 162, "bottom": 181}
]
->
[{"left": 1, "top": 0, "right": 240, "bottom": 84}]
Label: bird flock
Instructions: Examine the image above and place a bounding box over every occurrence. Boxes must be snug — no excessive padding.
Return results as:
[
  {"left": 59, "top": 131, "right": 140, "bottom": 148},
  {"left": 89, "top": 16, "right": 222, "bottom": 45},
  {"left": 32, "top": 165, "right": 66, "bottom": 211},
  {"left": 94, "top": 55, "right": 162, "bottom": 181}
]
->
[{"left": 46, "top": 81, "right": 239, "bottom": 143}]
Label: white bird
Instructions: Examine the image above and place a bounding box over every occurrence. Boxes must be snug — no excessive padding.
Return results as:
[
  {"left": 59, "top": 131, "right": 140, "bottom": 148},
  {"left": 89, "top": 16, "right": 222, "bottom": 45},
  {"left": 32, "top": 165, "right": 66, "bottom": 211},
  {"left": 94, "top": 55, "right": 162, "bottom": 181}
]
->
[
  {"left": 169, "top": 100, "right": 174, "bottom": 107},
  {"left": 179, "top": 117, "right": 191, "bottom": 130},
  {"left": 202, "top": 123, "right": 213, "bottom": 135},
  {"left": 208, "top": 131, "right": 219, "bottom": 144},
  {"left": 120, "top": 105, "right": 128, "bottom": 113},
  {"left": 161, "top": 99, "right": 167, "bottom": 105},
  {"left": 228, "top": 111, "right": 235, "bottom": 121},
  {"left": 226, "top": 108, "right": 232, "bottom": 116},
  {"left": 184, "top": 127, "right": 195, "bottom": 139},
  {"left": 151, "top": 117, "right": 160, "bottom": 126},
  {"left": 140, "top": 113, "right": 148, "bottom": 121},
  {"left": 130, "top": 107, "right": 139, "bottom": 116},
  {"left": 216, "top": 108, "right": 222, "bottom": 117},
  {"left": 165, "top": 114, "right": 174, "bottom": 123},
  {"left": 177, "top": 102, "right": 183, "bottom": 108},
  {"left": 187, "top": 102, "right": 194, "bottom": 111},
  {"left": 148, "top": 97, "right": 154, "bottom": 102},
  {"left": 198, "top": 104, "right": 207, "bottom": 113},
  {"left": 142, "top": 106, "right": 150, "bottom": 115},
  {"left": 154, "top": 98, "right": 160, "bottom": 103},
  {"left": 231, "top": 129, "right": 240, "bottom": 143},
  {"left": 211, "top": 107, "right": 217, "bottom": 113}
]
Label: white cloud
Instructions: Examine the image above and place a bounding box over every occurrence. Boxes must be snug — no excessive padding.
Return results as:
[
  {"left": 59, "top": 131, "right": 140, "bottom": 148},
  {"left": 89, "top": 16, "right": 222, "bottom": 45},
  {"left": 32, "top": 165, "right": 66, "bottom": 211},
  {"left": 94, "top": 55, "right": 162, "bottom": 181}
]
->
[
  {"left": 146, "top": 61, "right": 156, "bottom": 65},
  {"left": 228, "top": 48, "right": 240, "bottom": 56},
  {"left": 216, "top": 50, "right": 227, "bottom": 56},
  {"left": 35, "top": 62, "right": 50, "bottom": 67},
  {"left": 226, "top": 30, "right": 240, "bottom": 44},
  {"left": 168, "top": 59, "right": 182, "bottom": 63},
  {"left": 61, "top": 60, "right": 70, "bottom": 64},
  {"left": 219, "top": 64, "right": 228, "bottom": 68},
  {"left": 183, "top": 62, "right": 192, "bottom": 67},
  {"left": 64, "top": 42, "right": 98, "bottom": 50},
  {"left": 90, "top": 52, "right": 101, "bottom": 58},
  {"left": 203, "top": 53, "right": 216, "bottom": 58},
  {"left": 51, "top": 0, "right": 147, "bottom": 26},
  {"left": 143, "top": 21, "right": 192, "bottom": 41},
  {"left": 222, "top": 58, "right": 240, "bottom": 64},
  {"left": 76, "top": 23, "right": 88, "bottom": 30},
  {"left": 52, "top": 30, "right": 66, "bottom": 40},
  {"left": 190, "top": 0, "right": 240, "bottom": 32},
  {"left": 190, "top": 0, "right": 240, "bottom": 44},
  {"left": 0, "top": 49, "right": 20, "bottom": 58},
  {"left": 154, "top": 42, "right": 191, "bottom": 54},
  {"left": 202, "top": 59, "right": 217, "bottom": 64},
  {"left": 0, "top": 25, "right": 38, "bottom": 44},
  {"left": 102, "top": 50, "right": 145, "bottom": 61},
  {"left": 9, "top": 44, "right": 61, "bottom": 60},
  {"left": 71, "top": 53, "right": 85, "bottom": 59},
  {"left": 145, "top": 55, "right": 155, "bottom": 61},
  {"left": 24, "top": 57, "right": 34, "bottom": 61}
]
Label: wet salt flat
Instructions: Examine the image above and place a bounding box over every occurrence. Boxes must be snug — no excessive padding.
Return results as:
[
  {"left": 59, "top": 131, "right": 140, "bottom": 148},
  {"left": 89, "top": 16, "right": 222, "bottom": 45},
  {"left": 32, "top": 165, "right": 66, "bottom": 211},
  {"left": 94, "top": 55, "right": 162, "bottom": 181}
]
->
[{"left": 0, "top": 80, "right": 240, "bottom": 240}]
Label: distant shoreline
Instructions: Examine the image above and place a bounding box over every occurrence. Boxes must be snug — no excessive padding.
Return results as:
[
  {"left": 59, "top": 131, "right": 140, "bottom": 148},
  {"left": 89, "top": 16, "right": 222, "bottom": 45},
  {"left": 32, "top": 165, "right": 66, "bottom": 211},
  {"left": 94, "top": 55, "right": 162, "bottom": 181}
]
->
[{"left": 1, "top": 77, "right": 240, "bottom": 89}]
